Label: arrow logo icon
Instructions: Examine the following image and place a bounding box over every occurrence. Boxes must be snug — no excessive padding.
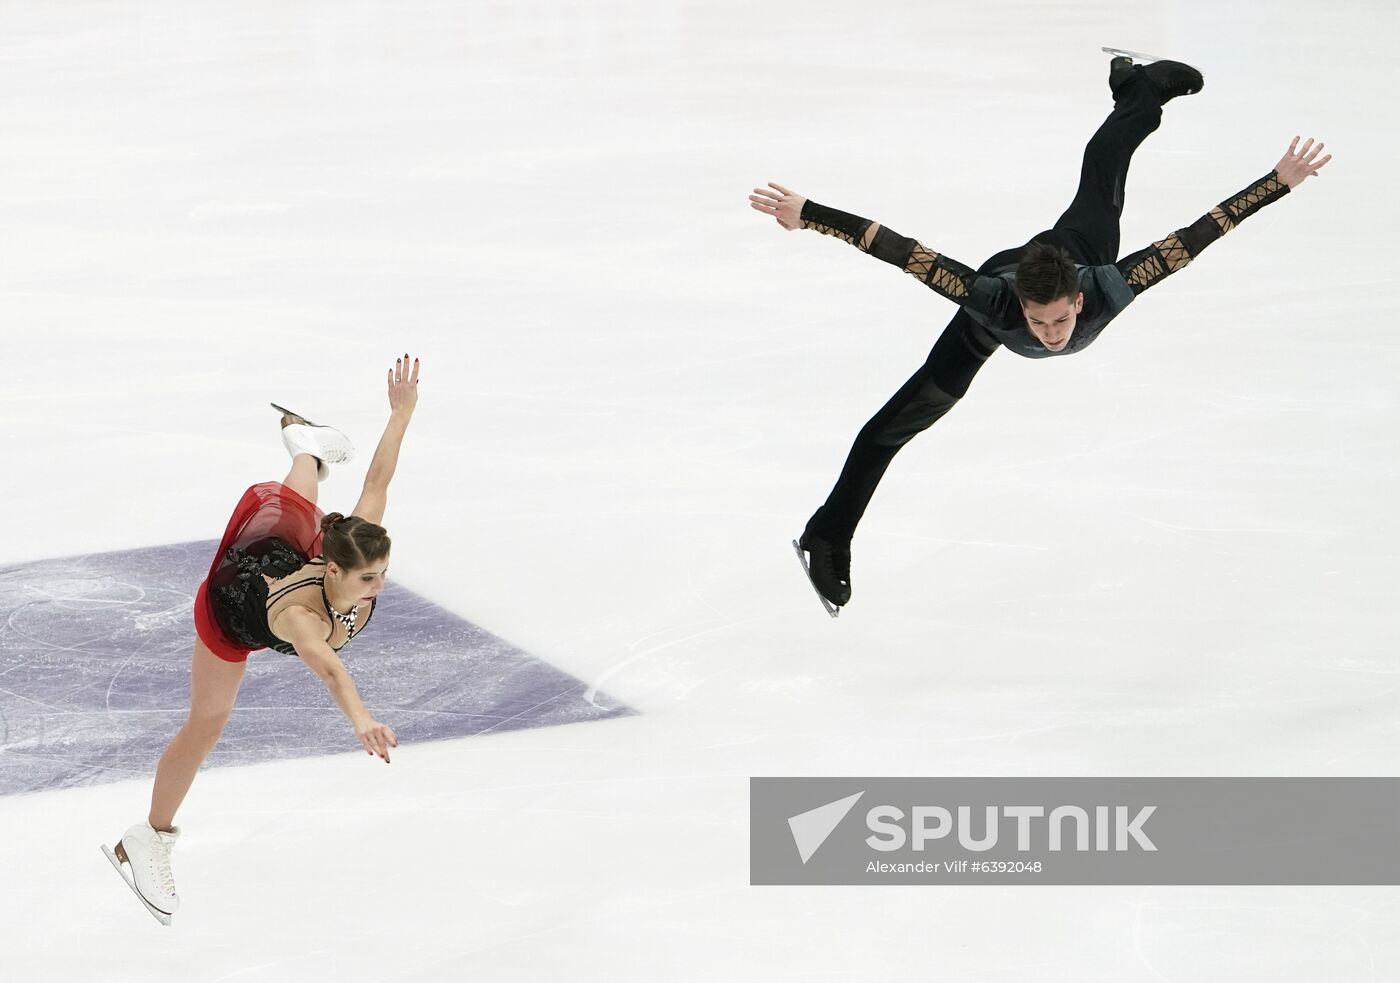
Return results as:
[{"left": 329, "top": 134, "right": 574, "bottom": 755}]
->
[{"left": 787, "top": 791, "right": 865, "bottom": 864}]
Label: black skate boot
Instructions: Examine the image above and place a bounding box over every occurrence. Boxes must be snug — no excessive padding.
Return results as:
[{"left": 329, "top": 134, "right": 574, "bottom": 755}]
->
[
  {"left": 1108, "top": 55, "right": 1136, "bottom": 97},
  {"left": 1107, "top": 54, "right": 1203, "bottom": 105},
  {"left": 794, "top": 532, "right": 852, "bottom": 617},
  {"left": 1141, "top": 59, "right": 1203, "bottom": 103}
]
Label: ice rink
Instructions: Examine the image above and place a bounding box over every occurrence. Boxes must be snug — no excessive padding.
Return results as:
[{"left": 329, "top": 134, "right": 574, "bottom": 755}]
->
[{"left": 3, "top": 0, "right": 1399, "bottom": 979}]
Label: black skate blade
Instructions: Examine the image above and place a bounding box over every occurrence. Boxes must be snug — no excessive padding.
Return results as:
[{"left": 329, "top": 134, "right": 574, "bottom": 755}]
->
[
  {"left": 791, "top": 539, "right": 840, "bottom": 619},
  {"left": 269, "top": 402, "right": 320, "bottom": 427},
  {"left": 101, "top": 844, "right": 172, "bottom": 926},
  {"left": 1100, "top": 45, "right": 1167, "bottom": 63}
]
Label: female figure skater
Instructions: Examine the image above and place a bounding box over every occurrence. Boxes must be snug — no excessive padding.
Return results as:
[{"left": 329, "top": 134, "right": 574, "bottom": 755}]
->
[{"left": 103, "top": 353, "right": 421, "bottom": 923}]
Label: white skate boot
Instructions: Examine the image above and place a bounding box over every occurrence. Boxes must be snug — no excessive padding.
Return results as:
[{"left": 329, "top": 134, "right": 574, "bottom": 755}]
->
[
  {"left": 272, "top": 403, "right": 354, "bottom": 482},
  {"left": 102, "top": 822, "right": 180, "bottom": 925}
]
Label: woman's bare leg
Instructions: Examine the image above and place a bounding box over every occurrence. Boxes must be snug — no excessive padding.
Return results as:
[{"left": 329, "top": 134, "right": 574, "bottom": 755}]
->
[
  {"left": 278, "top": 412, "right": 321, "bottom": 505},
  {"left": 147, "top": 639, "right": 247, "bottom": 831},
  {"left": 281, "top": 454, "right": 319, "bottom": 505}
]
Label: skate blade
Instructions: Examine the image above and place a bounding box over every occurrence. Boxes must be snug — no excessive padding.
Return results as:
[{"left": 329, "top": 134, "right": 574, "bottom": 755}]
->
[
  {"left": 791, "top": 539, "right": 840, "bottom": 619},
  {"left": 269, "top": 402, "right": 320, "bottom": 427},
  {"left": 1100, "top": 45, "right": 1166, "bottom": 63},
  {"left": 101, "top": 844, "right": 173, "bottom": 926}
]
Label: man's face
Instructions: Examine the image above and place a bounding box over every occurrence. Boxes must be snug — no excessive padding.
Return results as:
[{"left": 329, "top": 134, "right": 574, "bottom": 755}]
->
[{"left": 1021, "top": 292, "right": 1084, "bottom": 352}]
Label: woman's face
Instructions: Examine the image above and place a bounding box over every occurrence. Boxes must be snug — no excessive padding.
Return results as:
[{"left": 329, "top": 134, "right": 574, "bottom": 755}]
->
[{"left": 333, "top": 556, "right": 389, "bottom": 604}]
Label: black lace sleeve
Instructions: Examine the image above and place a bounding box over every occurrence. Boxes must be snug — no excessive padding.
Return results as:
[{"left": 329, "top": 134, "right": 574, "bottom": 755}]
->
[
  {"left": 800, "top": 200, "right": 981, "bottom": 307},
  {"left": 1115, "top": 171, "right": 1290, "bottom": 295}
]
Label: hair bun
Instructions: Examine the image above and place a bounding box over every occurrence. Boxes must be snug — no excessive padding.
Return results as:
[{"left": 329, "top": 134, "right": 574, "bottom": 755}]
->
[{"left": 319, "top": 512, "right": 346, "bottom": 534}]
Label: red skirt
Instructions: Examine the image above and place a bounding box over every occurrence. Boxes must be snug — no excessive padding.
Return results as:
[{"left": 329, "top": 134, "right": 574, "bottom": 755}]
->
[{"left": 194, "top": 482, "right": 325, "bottom": 663}]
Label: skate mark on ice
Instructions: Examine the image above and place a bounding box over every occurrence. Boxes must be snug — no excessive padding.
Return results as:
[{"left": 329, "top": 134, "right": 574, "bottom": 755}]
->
[
  {"left": 0, "top": 540, "right": 632, "bottom": 796},
  {"left": 584, "top": 613, "right": 767, "bottom": 706},
  {"left": 1130, "top": 894, "right": 1177, "bottom": 983}
]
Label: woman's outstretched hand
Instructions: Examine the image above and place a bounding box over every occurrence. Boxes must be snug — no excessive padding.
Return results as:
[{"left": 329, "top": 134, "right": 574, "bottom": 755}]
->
[
  {"left": 388, "top": 352, "right": 419, "bottom": 417},
  {"left": 749, "top": 182, "right": 806, "bottom": 230},
  {"left": 356, "top": 717, "right": 398, "bottom": 763},
  {"left": 1275, "top": 137, "right": 1332, "bottom": 189}
]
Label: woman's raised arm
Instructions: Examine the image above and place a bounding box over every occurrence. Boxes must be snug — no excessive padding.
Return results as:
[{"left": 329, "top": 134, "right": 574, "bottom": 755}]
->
[{"left": 352, "top": 353, "right": 420, "bottom": 525}]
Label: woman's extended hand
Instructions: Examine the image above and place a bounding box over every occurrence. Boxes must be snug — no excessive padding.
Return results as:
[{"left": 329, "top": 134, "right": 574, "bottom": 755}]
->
[
  {"left": 749, "top": 182, "right": 806, "bottom": 230},
  {"left": 356, "top": 717, "right": 398, "bottom": 763},
  {"left": 1274, "top": 137, "right": 1332, "bottom": 189},
  {"left": 388, "top": 352, "right": 420, "bottom": 416}
]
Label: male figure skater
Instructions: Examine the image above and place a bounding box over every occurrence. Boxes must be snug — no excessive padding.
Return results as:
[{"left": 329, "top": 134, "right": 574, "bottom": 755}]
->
[{"left": 750, "top": 55, "right": 1330, "bottom": 615}]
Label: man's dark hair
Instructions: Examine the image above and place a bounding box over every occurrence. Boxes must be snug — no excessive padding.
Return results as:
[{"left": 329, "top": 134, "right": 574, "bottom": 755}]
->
[{"left": 1015, "top": 241, "right": 1079, "bottom": 305}]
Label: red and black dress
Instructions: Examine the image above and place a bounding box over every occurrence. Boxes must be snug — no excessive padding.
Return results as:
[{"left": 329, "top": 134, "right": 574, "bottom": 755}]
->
[{"left": 194, "top": 482, "right": 375, "bottom": 663}]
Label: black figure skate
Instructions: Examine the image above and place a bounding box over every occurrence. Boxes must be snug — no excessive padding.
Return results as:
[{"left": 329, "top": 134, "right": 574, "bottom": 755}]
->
[
  {"left": 793, "top": 533, "right": 852, "bottom": 619},
  {"left": 1102, "top": 47, "right": 1204, "bottom": 104}
]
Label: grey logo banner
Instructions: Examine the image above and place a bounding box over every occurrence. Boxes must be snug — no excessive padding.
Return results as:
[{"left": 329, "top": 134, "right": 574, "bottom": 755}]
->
[{"left": 750, "top": 778, "right": 1400, "bottom": 885}]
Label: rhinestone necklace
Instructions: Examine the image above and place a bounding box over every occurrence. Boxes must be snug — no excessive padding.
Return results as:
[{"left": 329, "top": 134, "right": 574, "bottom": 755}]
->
[{"left": 321, "top": 582, "right": 359, "bottom": 635}]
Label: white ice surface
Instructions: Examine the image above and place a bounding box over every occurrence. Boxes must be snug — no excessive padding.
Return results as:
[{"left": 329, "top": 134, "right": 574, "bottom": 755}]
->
[{"left": 2, "top": 1, "right": 1399, "bottom": 980}]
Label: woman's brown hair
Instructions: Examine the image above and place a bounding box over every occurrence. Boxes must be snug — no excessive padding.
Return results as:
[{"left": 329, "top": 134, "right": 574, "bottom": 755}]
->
[{"left": 318, "top": 513, "right": 391, "bottom": 569}]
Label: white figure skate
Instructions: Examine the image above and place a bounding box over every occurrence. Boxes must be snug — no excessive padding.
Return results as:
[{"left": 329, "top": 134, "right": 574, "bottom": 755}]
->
[
  {"left": 272, "top": 402, "right": 354, "bottom": 482},
  {"left": 102, "top": 823, "right": 180, "bottom": 926}
]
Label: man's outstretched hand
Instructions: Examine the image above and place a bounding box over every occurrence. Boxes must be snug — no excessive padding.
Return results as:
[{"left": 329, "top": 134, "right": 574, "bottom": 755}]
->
[
  {"left": 1275, "top": 137, "right": 1332, "bottom": 189},
  {"left": 750, "top": 183, "right": 806, "bottom": 230}
]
